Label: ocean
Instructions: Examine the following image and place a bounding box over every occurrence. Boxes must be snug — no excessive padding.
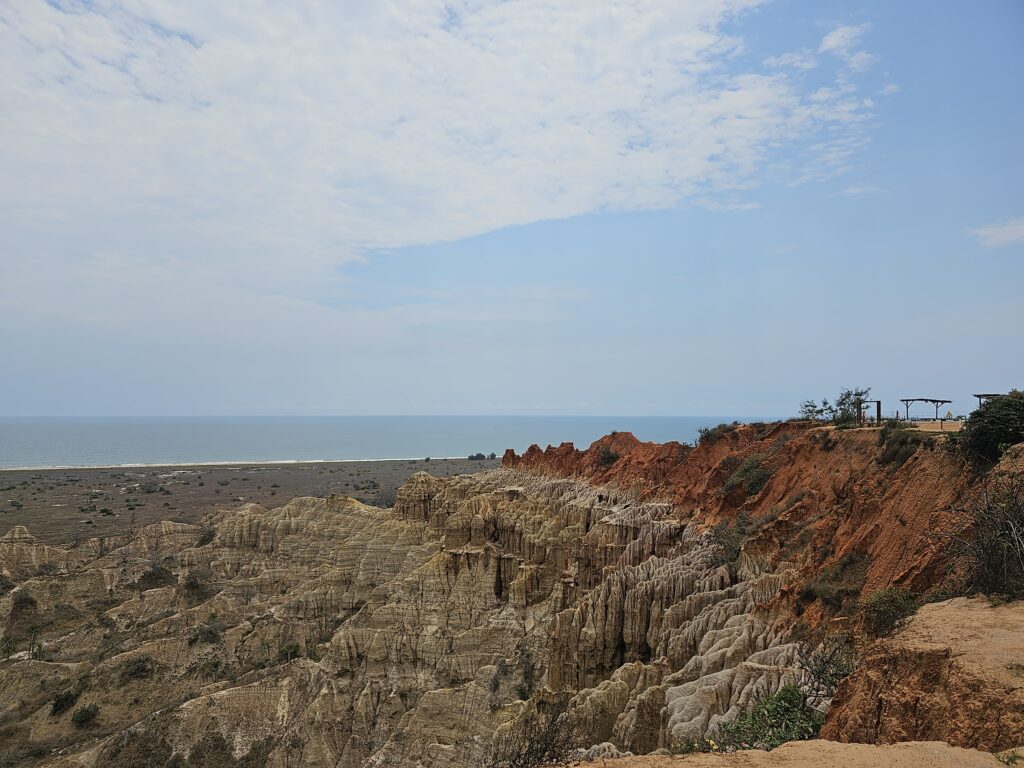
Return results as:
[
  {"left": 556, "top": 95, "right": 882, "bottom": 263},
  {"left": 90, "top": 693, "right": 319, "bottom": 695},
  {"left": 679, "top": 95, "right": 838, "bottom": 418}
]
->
[{"left": 0, "top": 415, "right": 764, "bottom": 470}]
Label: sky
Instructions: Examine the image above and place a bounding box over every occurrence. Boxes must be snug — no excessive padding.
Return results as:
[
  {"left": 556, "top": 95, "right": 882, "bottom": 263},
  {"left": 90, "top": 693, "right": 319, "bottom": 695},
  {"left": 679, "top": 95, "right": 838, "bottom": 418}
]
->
[{"left": 1, "top": 0, "right": 1022, "bottom": 419}]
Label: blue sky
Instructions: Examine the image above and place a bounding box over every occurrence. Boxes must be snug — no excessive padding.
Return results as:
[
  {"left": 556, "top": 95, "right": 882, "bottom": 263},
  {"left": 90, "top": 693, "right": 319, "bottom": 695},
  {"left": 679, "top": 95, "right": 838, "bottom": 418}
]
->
[{"left": 1, "top": 0, "right": 1021, "bottom": 418}]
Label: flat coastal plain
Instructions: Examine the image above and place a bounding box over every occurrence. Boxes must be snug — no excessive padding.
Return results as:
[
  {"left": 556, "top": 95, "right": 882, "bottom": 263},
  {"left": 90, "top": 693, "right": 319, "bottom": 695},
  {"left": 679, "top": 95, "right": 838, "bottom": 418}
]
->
[{"left": 0, "top": 457, "right": 499, "bottom": 544}]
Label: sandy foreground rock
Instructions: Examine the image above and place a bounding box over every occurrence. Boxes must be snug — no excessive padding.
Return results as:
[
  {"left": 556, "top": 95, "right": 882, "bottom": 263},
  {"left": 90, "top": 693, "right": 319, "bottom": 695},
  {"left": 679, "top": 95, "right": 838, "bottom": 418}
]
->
[
  {"left": 823, "top": 597, "right": 1024, "bottom": 751},
  {"left": 557, "top": 740, "right": 1006, "bottom": 767}
]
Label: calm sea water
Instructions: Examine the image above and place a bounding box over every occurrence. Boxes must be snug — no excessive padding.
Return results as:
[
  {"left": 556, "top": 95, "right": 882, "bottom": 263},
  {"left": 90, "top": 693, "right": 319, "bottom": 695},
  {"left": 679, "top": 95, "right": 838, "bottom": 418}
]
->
[{"left": 0, "top": 416, "right": 763, "bottom": 469}]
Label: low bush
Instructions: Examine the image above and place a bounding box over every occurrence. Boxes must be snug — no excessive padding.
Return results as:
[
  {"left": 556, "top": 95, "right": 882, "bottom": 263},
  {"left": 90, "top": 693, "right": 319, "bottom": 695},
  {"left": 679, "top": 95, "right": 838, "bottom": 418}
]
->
[
  {"left": 71, "top": 703, "right": 99, "bottom": 728},
  {"left": 957, "top": 391, "right": 1024, "bottom": 467},
  {"left": 179, "top": 570, "right": 217, "bottom": 605},
  {"left": 50, "top": 689, "right": 79, "bottom": 716},
  {"left": 121, "top": 655, "right": 154, "bottom": 682},
  {"left": 277, "top": 643, "right": 301, "bottom": 663},
  {"left": 596, "top": 446, "right": 620, "bottom": 467},
  {"left": 486, "top": 708, "right": 575, "bottom": 768},
  {"left": 862, "top": 587, "right": 917, "bottom": 637},
  {"left": 721, "top": 454, "right": 772, "bottom": 498},
  {"left": 798, "top": 634, "right": 856, "bottom": 698},
  {"left": 708, "top": 512, "right": 751, "bottom": 566},
  {"left": 798, "top": 552, "right": 869, "bottom": 613},
  {"left": 196, "top": 525, "right": 216, "bottom": 546},
  {"left": 136, "top": 566, "right": 176, "bottom": 592},
  {"left": 945, "top": 472, "right": 1024, "bottom": 599},
  {"left": 698, "top": 422, "right": 740, "bottom": 446},
  {"left": 713, "top": 685, "right": 823, "bottom": 751},
  {"left": 877, "top": 421, "right": 933, "bottom": 467},
  {"left": 188, "top": 623, "right": 221, "bottom": 646}
]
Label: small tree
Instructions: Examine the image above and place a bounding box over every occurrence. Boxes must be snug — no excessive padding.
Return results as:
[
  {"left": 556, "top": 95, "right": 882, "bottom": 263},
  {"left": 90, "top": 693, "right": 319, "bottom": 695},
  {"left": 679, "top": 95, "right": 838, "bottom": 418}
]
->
[
  {"left": 944, "top": 472, "right": 1024, "bottom": 598},
  {"left": 798, "top": 387, "right": 871, "bottom": 425},
  {"left": 487, "top": 708, "right": 575, "bottom": 768},
  {"left": 958, "top": 390, "right": 1024, "bottom": 467}
]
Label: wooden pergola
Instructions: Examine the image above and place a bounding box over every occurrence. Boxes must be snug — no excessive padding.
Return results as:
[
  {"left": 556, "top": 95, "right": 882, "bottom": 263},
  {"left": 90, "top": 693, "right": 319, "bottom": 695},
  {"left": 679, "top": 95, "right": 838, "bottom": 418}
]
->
[
  {"left": 972, "top": 393, "right": 1005, "bottom": 408},
  {"left": 856, "top": 399, "right": 882, "bottom": 424},
  {"left": 900, "top": 397, "right": 952, "bottom": 420}
]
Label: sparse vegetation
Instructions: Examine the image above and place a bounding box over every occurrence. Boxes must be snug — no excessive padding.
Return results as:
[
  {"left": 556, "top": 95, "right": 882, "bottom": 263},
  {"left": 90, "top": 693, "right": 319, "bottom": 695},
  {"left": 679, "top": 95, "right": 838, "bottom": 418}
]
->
[
  {"left": 486, "top": 707, "right": 575, "bottom": 768},
  {"left": 681, "top": 685, "right": 823, "bottom": 752},
  {"left": 136, "top": 565, "right": 176, "bottom": 591},
  {"left": 798, "top": 552, "right": 869, "bottom": 613},
  {"left": 877, "top": 420, "right": 933, "bottom": 467},
  {"left": 71, "top": 703, "right": 99, "bottom": 728},
  {"left": 944, "top": 472, "right": 1024, "bottom": 599},
  {"left": 50, "top": 689, "right": 80, "bottom": 716},
  {"left": 697, "top": 421, "right": 740, "bottom": 446},
  {"left": 121, "top": 654, "right": 155, "bottom": 682},
  {"left": 180, "top": 569, "right": 217, "bottom": 605},
  {"left": 798, "top": 633, "right": 856, "bottom": 699},
  {"left": 278, "top": 642, "right": 301, "bottom": 662},
  {"left": 596, "top": 445, "right": 620, "bottom": 467},
  {"left": 721, "top": 453, "right": 772, "bottom": 498},
  {"left": 799, "top": 386, "right": 871, "bottom": 426},
  {"left": 954, "top": 391, "right": 1024, "bottom": 468},
  {"left": 708, "top": 512, "right": 750, "bottom": 566},
  {"left": 862, "top": 587, "right": 917, "bottom": 637},
  {"left": 197, "top": 525, "right": 216, "bottom": 546}
]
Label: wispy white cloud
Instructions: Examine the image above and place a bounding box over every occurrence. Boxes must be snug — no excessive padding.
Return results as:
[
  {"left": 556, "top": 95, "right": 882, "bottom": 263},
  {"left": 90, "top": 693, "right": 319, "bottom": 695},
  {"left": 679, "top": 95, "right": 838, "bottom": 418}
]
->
[
  {"left": 2, "top": 4, "right": 880, "bottom": 260},
  {"left": 0, "top": 2, "right": 885, "bottom": 378},
  {"left": 763, "top": 51, "right": 817, "bottom": 70},
  {"left": 819, "top": 23, "right": 877, "bottom": 72},
  {"left": 879, "top": 83, "right": 900, "bottom": 96},
  {"left": 971, "top": 217, "right": 1024, "bottom": 247},
  {"left": 838, "top": 184, "right": 886, "bottom": 197},
  {"left": 819, "top": 23, "right": 868, "bottom": 56}
]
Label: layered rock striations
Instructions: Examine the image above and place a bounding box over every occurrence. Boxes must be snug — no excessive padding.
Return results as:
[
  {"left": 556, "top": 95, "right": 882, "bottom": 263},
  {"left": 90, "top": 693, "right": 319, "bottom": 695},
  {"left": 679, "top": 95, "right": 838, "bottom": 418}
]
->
[{"left": 0, "top": 423, "right": 1017, "bottom": 767}]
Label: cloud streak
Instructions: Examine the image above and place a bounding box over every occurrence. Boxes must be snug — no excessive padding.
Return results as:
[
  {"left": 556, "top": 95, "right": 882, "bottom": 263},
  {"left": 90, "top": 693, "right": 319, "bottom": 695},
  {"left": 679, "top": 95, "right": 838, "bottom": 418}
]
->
[{"left": 971, "top": 217, "right": 1024, "bottom": 247}]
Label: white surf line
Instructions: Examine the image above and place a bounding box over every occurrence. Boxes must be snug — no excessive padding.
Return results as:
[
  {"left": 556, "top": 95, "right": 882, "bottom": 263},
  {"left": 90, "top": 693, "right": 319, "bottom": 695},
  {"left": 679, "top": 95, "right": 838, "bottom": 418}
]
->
[{"left": 0, "top": 456, "right": 485, "bottom": 472}]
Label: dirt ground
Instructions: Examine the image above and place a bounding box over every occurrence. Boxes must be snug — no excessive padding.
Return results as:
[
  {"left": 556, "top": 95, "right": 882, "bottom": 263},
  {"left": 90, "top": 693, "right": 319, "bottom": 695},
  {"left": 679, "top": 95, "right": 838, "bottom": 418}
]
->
[
  {"left": 0, "top": 457, "right": 499, "bottom": 544},
  {"left": 910, "top": 420, "right": 963, "bottom": 432}
]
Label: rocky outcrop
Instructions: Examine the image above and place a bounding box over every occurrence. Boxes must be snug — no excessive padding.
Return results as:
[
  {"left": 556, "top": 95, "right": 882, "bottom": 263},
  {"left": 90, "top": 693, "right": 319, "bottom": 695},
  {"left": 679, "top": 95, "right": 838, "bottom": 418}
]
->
[{"left": 822, "top": 597, "right": 1024, "bottom": 752}]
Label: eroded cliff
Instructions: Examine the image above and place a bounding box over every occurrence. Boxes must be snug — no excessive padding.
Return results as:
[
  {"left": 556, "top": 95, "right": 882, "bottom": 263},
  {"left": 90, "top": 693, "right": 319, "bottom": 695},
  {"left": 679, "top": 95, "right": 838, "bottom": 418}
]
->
[{"left": 0, "top": 423, "right": 1017, "bottom": 767}]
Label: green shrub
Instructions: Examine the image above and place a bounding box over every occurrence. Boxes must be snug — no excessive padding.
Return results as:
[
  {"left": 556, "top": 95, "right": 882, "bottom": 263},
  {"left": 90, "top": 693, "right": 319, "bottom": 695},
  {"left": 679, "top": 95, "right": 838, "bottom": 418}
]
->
[
  {"left": 136, "top": 565, "right": 176, "bottom": 592},
  {"left": 708, "top": 512, "right": 750, "bottom": 566},
  {"left": 71, "top": 703, "right": 99, "bottom": 728},
  {"left": 958, "top": 391, "right": 1024, "bottom": 467},
  {"left": 121, "top": 655, "right": 154, "bottom": 682},
  {"left": 713, "top": 685, "right": 823, "bottom": 751},
  {"left": 698, "top": 422, "right": 740, "bottom": 446},
  {"left": 946, "top": 472, "right": 1024, "bottom": 599},
  {"left": 721, "top": 454, "right": 772, "bottom": 498},
  {"left": 188, "top": 623, "right": 221, "bottom": 646},
  {"left": 798, "top": 553, "right": 868, "bottom": 612},
  {"left": 51, "top": 689, "right": 79, "bottom": 716},
  {"left": 196, "top": 525, "right": 216, "bottom": 546},
  {"left": 596, "top": 446, "right": 620, "bottom": 467},
  {"left": 862, "top": 587, "right": 917, "bottom": 637},
  {"left": 180, "top": 570, "right": 217, "bottom": 605},
  {"left": 877, "top": 421, "right": 932, "bottom": 467},
  {"left": 277, "top": 643, "right": 301, "bottom": 662}
]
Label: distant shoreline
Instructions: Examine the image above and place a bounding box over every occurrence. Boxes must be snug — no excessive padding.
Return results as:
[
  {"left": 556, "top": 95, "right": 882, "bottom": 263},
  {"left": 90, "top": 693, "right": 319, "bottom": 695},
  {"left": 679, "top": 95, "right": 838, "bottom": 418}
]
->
[{"left": 0, "top": 456, "right": 478, "bottom": 472}]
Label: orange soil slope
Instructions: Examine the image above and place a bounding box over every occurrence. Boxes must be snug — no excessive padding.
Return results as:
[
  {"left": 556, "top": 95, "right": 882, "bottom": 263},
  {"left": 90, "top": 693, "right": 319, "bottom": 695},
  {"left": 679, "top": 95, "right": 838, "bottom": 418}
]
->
[{"left": 504, "top": 423, "right": 973, "bottom": 596}]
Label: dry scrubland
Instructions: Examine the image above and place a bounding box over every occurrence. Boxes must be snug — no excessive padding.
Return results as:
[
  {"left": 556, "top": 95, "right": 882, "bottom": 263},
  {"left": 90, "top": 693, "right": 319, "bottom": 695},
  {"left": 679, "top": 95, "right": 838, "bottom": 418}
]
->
[
  {"left": 1, "top": 419, "right": 1022, "bottom": 768},
  {"left": 0, "top": 457, "right": 498, "bottom": 544}
]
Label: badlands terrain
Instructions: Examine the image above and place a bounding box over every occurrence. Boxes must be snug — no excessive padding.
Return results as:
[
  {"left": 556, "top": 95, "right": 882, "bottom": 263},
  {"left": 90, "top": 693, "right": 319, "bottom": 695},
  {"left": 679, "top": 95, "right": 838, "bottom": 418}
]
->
[{"left": 1, "top": 421, "right": 1022, "bottom": 767}]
